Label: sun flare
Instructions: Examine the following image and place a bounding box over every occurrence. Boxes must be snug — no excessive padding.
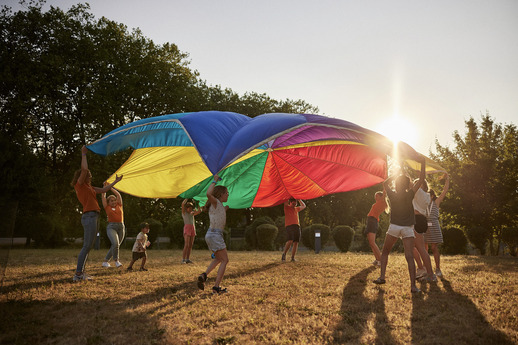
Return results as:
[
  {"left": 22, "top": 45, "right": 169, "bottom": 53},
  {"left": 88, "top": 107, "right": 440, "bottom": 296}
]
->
[{"left": 375, "top": 115, "right": 418, "bottom": 148}]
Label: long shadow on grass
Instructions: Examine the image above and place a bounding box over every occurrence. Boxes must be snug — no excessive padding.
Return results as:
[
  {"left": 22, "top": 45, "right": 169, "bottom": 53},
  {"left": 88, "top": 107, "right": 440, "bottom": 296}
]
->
[
  {"left": 411, "top": 278, "right": 514, "bottom": 345},
  {"left": 333, "top": 266, "right": 397, "bottom": 344}
]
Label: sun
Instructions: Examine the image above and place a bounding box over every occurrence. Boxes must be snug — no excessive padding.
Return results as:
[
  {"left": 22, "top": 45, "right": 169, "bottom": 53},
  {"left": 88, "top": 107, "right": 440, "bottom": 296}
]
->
[{"left": 375, "top": 115, "right": 418, "bottom": 148}]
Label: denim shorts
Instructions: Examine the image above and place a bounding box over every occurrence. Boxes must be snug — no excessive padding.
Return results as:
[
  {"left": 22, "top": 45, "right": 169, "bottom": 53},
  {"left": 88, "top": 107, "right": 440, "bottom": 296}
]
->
[
  {"left": 387, "top": 224, "right": 415, "bottom": 239},
  {"left": 205, "top": 228, "right": 226, "bottom": 252}
]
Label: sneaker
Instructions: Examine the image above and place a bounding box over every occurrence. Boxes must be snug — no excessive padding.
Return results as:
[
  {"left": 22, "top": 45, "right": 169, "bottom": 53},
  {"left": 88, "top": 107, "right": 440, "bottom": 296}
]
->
[
  {"left": 436, "top": 270, "right": 443, "bottom": 278},
  {"left": 197, "top": 272, "right": 207, "bottom": 290},
  {"left": 102, "top": 261, "right": 111, "bottom": 268},
  {"left": 139, "top": 267, "right": 148, "bottom": 271},
  {"left": 115, "top": 261, "right": 123, "bottom": 268},
  {"left": 126, "top": 267, "right": 133, "bottom": 271},
  {"left": 291, "top": 257, "right": 296, "bottom": 262},
  {"left": 73, "top": 273, "right": 93, "bottom": 282},
  {"left": 372, "top": 260, "right": 381, "bottom": 266},
  {"left": 185, "top": 259, "right": 194, "bottom": 264},
  {"left": 212, "top": 286, "right": 228, "bottom": 294},
  {"left": 416, "top": 268, "right": 427, "bottom": 279},
  {"left": 281, "top": 253, "right": 286, "bottom": 262},
  {"left": 181, "top": 259, "right": 187, "bottom": 264}
]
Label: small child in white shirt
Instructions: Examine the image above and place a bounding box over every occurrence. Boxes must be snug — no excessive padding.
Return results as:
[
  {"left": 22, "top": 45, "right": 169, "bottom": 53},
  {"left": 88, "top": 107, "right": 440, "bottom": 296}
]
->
[{"left": 127, "top": 222, "right": 151, "bottom": 271}]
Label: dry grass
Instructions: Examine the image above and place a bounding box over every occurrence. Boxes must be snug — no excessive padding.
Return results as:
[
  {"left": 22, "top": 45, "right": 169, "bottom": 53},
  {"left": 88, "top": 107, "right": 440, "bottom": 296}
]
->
[{"left": 0, "top": 248, "right": 516, "bottom": 345}]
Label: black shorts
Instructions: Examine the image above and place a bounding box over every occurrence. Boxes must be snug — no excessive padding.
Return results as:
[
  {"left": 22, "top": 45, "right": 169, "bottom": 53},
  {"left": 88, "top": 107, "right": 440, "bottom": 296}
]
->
[
  {"left": 286, "top": 224, "right": 301, "bottom": 242},
  {"left": 414, "top": 214, "right": 428, "bottom": 234},
  {"left": 132, "top": 251, "right": 147, "bottom": 261},
  {"left": 365, "top": 216, "right": 379, "bottom": 235}
]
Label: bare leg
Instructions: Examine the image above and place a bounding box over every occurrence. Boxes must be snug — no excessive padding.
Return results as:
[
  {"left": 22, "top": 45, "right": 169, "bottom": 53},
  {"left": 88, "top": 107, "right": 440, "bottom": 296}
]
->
[
  {"left": 140, "top": 256, "right": 147, "bottom": 269},
  {"left": 213, "top": 249, "right": 229, "bottom": 287},
  {"left": 182, "top": 234, "right": 189, "bottom": 260},
  {"left": 379, "top": 234, "right": 398, "bottom": 280},
  {"left": 283, "top": 240, "right": 293, "bottom": 255},
  {"left": 127, "top": 259, "right": 135, "bottom": 269},
  {"left": 431, "top": 243, "right": 441, "bottom": 272},
  {"left": 402, "top": 237, "right": 418, "bottom": 291},
  {"left": 367, "top": 232, "right": 381, "bottom": 261},
  {"left": 291, "top": 242, "right": 299, "bottom": 259},
  {"left": 414, "top": 232, "right": 433, "bottom": 276},
  {"left": 187, "top": 236, "right": 195, "bottom": 260},
  {"left": 413, "top": 247, "right": 424, "bottom": 269}
]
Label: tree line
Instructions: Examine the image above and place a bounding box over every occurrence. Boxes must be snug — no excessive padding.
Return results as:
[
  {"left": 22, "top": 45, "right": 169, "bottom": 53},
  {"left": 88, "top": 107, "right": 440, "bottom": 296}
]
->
[{"left": 1, "top": 2, "right": 516, "bottom": 255}]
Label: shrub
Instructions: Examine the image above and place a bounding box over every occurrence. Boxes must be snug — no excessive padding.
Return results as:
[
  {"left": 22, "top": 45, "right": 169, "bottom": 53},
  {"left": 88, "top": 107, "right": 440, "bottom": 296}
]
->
[
  {"left": 466, "top": 226, "right": 491, "bottom": 255},
  {"left": 333, "top": 225, "right": 355, "bottom": 252},
  {"left": 501, "top": 227, "right": 518, "bottom": 256},
  {"left": 274, "top": 216, "right": 287, "bottom": 250},
  {"left": 245, "top": 216, "right": 275, "bottom": 250},
  {"left": 256, "top": 224, "right": 278, "bottom": 250},
  {"left": 301, "top": 224, "right": 331, "bottom": 250},
  {"left": 32, "top": 214, "right": 66, "bottom": 248},
  {"left": 143, "top": 218, "right": 163, "bottom": 248},
  {"left": 164, "top": 218, "right": 185, "bottom": 249},
  {"left": 349, "top": 223, "right": 372, "bottom": 252},
  {"left": 442, "top": 227, "right": 468, "bottom": 255}
]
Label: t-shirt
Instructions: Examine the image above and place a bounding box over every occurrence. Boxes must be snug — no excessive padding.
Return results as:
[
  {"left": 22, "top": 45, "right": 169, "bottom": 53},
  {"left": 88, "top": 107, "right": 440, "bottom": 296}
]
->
[
  {"left": 132, "top": 232, "right": 148, "bottom": 252},
  {"left": 367, "top": 198, "right": 387, "bottom": 221},
  {"left": 413, "top": 188, "right": 431, "bottom": 216},
  {"left": 386, "top": 189, "right": 416, "bottom": 226},
  {"left": 209, "top": 199, "right": 226, "bottom": 230},
  {"left": 182, "top": 211, "right": 194, "bottom": 225},
  {"left": 284, "top": 204, "right": 301, "bottom": 227},
  {"left": 104, "top": 204, "right": 123, "bottom": 223},
  {"left": 74, "top": 182, "right": 100, "bottom": 213}
]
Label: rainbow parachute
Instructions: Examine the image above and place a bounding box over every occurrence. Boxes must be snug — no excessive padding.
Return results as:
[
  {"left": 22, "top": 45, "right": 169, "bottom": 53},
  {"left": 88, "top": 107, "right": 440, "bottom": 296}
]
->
[{"left": 88, "top": 111, "right": 444, "bottom": 208}]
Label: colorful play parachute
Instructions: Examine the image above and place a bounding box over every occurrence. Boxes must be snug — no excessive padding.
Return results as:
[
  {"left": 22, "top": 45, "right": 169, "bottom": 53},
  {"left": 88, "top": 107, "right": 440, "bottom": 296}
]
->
[{"left": 88, "top": 111, "right": 444, "bottom": 208}]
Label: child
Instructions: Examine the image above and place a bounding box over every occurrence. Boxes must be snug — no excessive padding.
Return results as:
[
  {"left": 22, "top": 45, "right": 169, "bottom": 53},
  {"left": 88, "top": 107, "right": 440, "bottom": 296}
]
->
[
  {"left": 365, "top": 189, "right": 388, "bottom": 266},
  {"left": 197, "top": 175, "right": 230, "bottom": 294},
  {"left": 101, "top": 185, "right": 125, "bottom": 268},
  {"left": 181, "top": 199, "right": 202, "bottom": 264},
  {"left": 374, "top": 155, "right": 426, "bottom": 294},
  {"left": 127, "top": 222, "right": 151, "bottom": 271},
  {"left": 281, "top": 198, "right": 306, "bottom": 262}
]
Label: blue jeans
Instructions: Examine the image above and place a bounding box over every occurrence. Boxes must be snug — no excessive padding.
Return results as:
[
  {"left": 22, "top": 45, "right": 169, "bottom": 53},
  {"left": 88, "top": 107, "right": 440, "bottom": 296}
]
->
[
  {"left": 76, "top": 211, "right": 99, "bottom": 273},
  {"left": 104, "top": 222, "right": 125, "bottom": 261}
]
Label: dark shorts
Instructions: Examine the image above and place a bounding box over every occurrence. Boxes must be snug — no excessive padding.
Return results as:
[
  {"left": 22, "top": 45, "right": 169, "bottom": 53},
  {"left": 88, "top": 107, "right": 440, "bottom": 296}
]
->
[
  {"left": 365, "top": 216, "right": 379, "bottom": 235},
  {"left": 132, "top": 251, "right": 147, "bottom": 261},
  {"left": 414, "top": 214, "right": 428, "bottom": 234},
  {"left": 286, "top": 224, "right": 301, "bottom": 242}
]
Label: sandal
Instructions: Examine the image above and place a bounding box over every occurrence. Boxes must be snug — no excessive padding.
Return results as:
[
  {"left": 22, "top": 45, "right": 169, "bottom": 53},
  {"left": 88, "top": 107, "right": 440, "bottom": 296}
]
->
[{"left": 373, "top": 277, "right": 386, "bottom": 285}]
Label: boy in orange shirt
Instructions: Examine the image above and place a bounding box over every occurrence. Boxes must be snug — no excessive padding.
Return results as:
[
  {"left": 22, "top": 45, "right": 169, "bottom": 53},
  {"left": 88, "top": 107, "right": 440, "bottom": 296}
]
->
[{"left": 281, "top": 198, "right": 306, "bottom": 262}]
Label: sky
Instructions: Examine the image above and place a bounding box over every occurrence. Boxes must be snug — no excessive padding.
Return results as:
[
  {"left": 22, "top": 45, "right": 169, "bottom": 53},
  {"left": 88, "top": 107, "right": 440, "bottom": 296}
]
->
[{"left": 4, "top": 0, "right": 518, "bottom": 154}]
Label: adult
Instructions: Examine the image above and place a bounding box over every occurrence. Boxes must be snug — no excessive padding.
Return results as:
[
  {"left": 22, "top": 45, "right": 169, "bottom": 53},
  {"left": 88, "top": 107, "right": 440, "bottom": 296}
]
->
[
  {"left": 425, "top": 173, "right": 450, "bottom": 277},
  {"left": 282, "top": 198, "right": 306, "bottom": 262},
  {"left": 71, "top": 145, "right": 122, "bottom": 281}
]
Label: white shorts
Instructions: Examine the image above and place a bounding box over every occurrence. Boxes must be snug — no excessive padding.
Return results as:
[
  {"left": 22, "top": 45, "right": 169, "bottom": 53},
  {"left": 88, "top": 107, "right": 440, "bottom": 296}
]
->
[{"left": 387, "top": 224, "right": 415, "bottom": 239}]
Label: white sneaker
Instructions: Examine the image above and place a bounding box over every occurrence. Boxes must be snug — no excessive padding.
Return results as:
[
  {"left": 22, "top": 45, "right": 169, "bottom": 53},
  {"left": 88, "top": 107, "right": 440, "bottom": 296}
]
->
[
  {"left": 436, "top": 270, "right": 443, "bottom": 277},
  {"left": 416, "top": 268, "right": 427, "bottom": 279},
  {"left": 102, "top": 262, "right": 111, "bottom": 268},
  {"left": 372, "top": 260, "right": 381, "bottom": 266},
  {"left": 73, "top": 273, "right": 93, "bottom": 282},
  {"left": 115, "top": 261, "right": 123, "bottom": 268}
]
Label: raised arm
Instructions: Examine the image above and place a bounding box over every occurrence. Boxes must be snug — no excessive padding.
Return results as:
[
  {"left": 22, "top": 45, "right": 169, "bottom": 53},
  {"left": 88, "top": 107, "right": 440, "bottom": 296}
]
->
[
  {"left": 101, "top": 187, "right": 108, "bottom": 208},
  {"left": 77, "top": 145, "right": 89, "bottom": 185},
  {"left": 296, "top": 200, "right": 306, "bottom": 212},
  {"left": 181, "top": 199, "right": 187, "bottom": 214},
  {"left": 93, "top": 174, "right": 123, "bottom": 194},
  {"left": 411, "top": 155, "right": 426, "bottom": 193},
  {"left": 383, "top": 175, "right": 396, "bottom": 191},
  {"left": 111, "top": 187, "right": 123, "bottom": 206},
  {"left": 206, "top": 175, "right": 221, "bottom": 208},
  {"left": 436, "top": 173, "right": 450, "bottom": 206}
]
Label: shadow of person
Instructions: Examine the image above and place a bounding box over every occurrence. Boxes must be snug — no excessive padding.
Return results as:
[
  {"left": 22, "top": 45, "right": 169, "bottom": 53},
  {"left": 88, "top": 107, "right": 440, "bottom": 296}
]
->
[
  {"left": 411, "top": 277, "right": 514, "bottom": 345},
  {"left": 332, "top": 266, "right": 397, "bottom": 344}
]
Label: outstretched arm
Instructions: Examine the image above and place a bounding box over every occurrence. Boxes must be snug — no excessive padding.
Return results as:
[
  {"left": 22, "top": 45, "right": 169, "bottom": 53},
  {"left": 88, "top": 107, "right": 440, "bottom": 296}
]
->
[
  {"left": 111, "top": 187, "right": 122, "bottom": 206},
  {"left": 206, "top": 175, "right": 221, "bottom": 208},
  {"left": 296, "top": 200, "right": 306, "bottom": 212},
  {"left": 181, "top": 198, "right": 187, "bottom": 214},
  {"left": 101, "top": 183, "right": 108, "bottom": 208},
  {"left": 412, "top": 155, "right": 426, "bottom": 193},
  {"left": 436, "top": 173, "right": 450, "bottom": 206},
  {"left": 77, "top": 146, "right": 89, "bottom": 185},
  {"left": 93, "top": 174, "right": 123, "bottom": 194}
]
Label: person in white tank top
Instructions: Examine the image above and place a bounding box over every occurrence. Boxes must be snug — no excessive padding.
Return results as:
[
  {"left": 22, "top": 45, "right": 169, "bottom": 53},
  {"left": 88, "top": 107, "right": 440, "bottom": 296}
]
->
[{"left": 197, "top": 174, "right": 230, "bottom": 294}]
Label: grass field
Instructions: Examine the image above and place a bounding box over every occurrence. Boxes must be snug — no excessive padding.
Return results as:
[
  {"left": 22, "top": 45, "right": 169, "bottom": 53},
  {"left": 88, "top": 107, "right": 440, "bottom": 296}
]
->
[{"left": 0, "top": 248, "right": 516, "bottom": 344}]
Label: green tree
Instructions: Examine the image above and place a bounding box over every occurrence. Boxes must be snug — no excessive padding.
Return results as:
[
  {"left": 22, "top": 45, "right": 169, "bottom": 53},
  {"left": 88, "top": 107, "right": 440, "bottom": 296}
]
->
[{"left": 432, "top": 114, "right": 518, "bottom": 255}]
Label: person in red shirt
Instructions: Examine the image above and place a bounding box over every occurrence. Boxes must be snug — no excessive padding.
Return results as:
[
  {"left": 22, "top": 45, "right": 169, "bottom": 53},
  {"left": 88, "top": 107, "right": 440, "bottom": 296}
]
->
[
  {"left": 365, "top": 189, "right": 389, "bottom": 266},
  {"left": 101, "top": 185, "right": 125, "bottom": 268},
  {"left": 70, "top": 145, "right": 122, "bottom": 282},
  {"left": 281, "top": 198, "right": 306, "bottom": 262}
]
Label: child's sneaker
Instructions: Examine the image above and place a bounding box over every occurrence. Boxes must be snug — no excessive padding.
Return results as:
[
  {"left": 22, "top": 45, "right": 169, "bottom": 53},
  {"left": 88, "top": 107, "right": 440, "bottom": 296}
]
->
[
  {"left": 181, "top": 259, "right": 187, "bottom": 264},
  {"left": 115, "top": 261, "right": 123, "bottom": 268},
  {"left": 139, "top": 267, "right": 148, "bottom": 271},
  {"left": 197, "top": 272, "right": 207, "bottom": 290},
  {"left": 212, "top": 286, "right": 228, "bottom": 294},
  {"left": 126, "top": 267, "right": 133, "bottom": 271},
  {"left": 416, "top": 268, "right": 427, "bottom": 279},
  {"left": 102, "top": 262, "right": 111, "bottom": 268},
  {"left": 436, "top": 270, "right": 443, "bottom": 278},
  {"left": 281, "top": 253, "right": 286, "bottom": 262},
  {"left": 185, "top": 259, "right": 194, "bottom": 264}
]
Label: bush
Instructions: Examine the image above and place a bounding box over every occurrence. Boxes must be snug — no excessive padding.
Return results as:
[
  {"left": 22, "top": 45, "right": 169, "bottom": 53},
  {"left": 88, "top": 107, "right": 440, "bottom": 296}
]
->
[
  {"left": 333, "top": 225, "right": 355, "bottom": 252},
  {"left": 466, "top": 226, "right": 491, "bottom": 255},
  {"left": 143, "top": 218, "right": 163, "bottom": 248},
  {"left": 32, "top": 214, "right": 66, "bottom": 248},
  {"left": 501, "top": 227, "right": 518, "bottom": 256},
  {"left": 349, "top": 224, "right": 372, "bottom": 252},
  {"left": 442, "top": 227, "right": 468, "bottom": 255},
  {"left": 274, "top": 216, "right": 287, "bottom": 250},
  {"left": 256, "top": 224, "right": 278, "bottom": 250},
  {"left": 301, "top": 224, "right": 331, "bottom": 250},
  {"left": 245, "top": 216, "right": 275, "bottom": 250},
  {"left": 164, "top": 218, "right": 185, "bottom": 249}
]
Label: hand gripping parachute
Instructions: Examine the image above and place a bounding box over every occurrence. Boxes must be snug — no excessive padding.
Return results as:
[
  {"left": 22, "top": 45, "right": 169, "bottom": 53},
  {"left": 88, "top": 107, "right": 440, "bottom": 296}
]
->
[{"left": 87, "top": 111, "right": 444, "bottom": 209}]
